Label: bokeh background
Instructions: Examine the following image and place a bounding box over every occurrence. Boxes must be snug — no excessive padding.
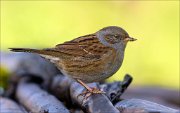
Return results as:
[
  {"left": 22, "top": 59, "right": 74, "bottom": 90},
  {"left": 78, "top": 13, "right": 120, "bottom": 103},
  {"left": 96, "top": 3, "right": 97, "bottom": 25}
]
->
[{"left": 1, "top": 1, "right": 179, "bottom": 89}]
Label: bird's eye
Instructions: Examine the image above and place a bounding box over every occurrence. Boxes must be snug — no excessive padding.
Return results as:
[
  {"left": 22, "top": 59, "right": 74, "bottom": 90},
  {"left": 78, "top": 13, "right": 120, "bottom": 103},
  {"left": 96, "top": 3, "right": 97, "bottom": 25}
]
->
[
  {"left": 114, "top": 35, "right": 121, "bottom": 40},
  {"left": 114, "top": 35, "right": 123, "bottom": 41},
  {"left": 114, "top": 35, "right": 119, "bottom": 38},
  {"left": 104, "top": 34, "right": 121, "bottom": 44},
  {"left": 114, "top": 35, "right": 118, "bottom": 38}
]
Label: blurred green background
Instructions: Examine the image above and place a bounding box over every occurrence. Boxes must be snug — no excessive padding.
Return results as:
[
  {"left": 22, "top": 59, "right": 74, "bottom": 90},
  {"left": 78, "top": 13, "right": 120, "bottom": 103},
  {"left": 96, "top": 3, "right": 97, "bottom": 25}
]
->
[{"left": 1, "top": 1, "right": 179, "bottom": 89}]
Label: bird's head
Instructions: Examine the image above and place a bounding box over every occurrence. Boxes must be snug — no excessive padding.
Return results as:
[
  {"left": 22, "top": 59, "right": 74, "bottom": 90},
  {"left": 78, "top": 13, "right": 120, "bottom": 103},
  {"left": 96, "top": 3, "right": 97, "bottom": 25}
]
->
[{"left": 96, "top": 26, "right": 136, "bottom": 50}]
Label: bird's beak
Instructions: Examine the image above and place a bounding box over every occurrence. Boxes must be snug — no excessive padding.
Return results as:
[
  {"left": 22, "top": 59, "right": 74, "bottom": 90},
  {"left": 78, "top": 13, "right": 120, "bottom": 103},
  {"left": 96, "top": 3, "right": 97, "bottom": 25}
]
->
[{"left": 125, "top": 37, "right": 137, "bottom": 42}]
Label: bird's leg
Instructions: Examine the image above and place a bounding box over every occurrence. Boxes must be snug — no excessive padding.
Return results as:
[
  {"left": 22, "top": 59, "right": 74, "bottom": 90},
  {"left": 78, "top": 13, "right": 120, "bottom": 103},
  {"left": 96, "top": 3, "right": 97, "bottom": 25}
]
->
[
  {"left": 76, "top": 79, "right": 105, "bottom": 100},
  {"left": 76, "top": 79, "right": 92, "bottom": 92}
]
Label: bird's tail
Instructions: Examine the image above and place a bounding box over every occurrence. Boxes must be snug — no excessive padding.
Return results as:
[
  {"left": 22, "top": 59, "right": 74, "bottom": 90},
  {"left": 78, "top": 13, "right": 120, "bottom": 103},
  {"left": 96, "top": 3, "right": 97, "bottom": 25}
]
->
[
  {"left": 9, "top": 48, "right": 59, "bottom": 57},
  {"left": 9, "top": 48, "right": 40, "bottom": 53}
]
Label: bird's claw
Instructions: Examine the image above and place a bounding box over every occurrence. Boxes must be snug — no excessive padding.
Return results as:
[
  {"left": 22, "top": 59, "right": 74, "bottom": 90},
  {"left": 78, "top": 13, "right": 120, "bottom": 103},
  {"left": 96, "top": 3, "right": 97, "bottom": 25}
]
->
[{"left": 77, "top": 87, "right": 105, "bottom": 104}]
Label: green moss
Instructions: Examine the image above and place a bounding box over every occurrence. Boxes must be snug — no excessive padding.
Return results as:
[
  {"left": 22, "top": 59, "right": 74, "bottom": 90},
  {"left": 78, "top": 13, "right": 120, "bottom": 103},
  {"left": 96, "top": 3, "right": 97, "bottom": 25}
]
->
[{"left": 0, "top": 67, "right": 10, "bottom": 89}]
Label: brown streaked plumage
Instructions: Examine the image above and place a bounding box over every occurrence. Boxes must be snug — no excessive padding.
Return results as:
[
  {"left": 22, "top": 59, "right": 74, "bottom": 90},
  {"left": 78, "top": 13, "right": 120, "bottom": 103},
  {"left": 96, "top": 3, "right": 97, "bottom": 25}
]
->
[{"left": 9, "top": 26, "right": 136, "bottom": 96}]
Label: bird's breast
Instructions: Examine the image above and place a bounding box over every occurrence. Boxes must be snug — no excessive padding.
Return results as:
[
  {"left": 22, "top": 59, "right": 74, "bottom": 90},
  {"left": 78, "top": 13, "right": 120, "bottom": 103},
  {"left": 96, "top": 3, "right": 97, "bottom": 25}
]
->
[
  {"left": 101, "top": 50, "right": 124, "bottom": 79},
  {"left": 55, "top": 49, "right": 124, "bottom": 83}
]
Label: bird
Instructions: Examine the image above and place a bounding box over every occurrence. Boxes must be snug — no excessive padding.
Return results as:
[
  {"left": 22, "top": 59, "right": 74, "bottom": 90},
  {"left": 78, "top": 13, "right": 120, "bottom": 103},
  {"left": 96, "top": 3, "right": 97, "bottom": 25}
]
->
[{"left": 10, "top": 26, "right": 136, "bottom": 97}]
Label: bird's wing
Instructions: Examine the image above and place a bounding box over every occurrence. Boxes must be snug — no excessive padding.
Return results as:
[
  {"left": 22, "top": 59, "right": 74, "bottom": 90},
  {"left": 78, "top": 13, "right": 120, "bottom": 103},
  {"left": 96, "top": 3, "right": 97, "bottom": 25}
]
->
[
  {"left": 10, "top": 34, "right": 114, "bottom": 61},
  {"left": 52, "top": 34, "right": 114, "bottom": 60}
]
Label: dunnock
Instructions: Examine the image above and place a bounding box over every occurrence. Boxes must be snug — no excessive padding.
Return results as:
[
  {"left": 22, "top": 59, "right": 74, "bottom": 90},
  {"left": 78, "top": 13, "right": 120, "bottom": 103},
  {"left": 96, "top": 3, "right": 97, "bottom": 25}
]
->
[{"left": 10, "top": 26, "right": 136, "bottom": 95}]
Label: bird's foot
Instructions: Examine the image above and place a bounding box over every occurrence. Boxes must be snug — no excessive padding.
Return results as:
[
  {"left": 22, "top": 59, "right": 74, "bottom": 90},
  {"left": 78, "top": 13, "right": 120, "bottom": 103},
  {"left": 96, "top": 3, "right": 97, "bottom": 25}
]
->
[
  {"left": 76, "top": 79, "right": 105, "bottom": 104},
  {"left": 77, "top": 87, "right": 105, "bottom": 104}
]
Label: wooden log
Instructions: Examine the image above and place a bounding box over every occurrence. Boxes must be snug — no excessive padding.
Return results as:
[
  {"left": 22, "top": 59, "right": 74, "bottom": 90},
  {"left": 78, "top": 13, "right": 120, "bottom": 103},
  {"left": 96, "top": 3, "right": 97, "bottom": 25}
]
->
[
  {"left": 115, "top": 99, "right": 179, "bottom": 113},
  {"left": 1, "top": 53, "right": 61, "bottom": 87},
  {"left": 100, "top": 74, "right": 132, "bottom": 103},
  {"left": 0, "top": 97, "right": 27, "bottom": 113},
  {"left": 50, "top": 75, "right": 73, "bottom": 102},
  {"left": 50, "top": 74, "right": 132, "bottom": 103},
  {"left": 16, "top": 82, "right": 70, "bottom": 113},
  {"left": 122, "top": 86, "right": 180, "bottom": 109},
  {"left": 70, "top": 82, "right": 119, "bottom": 113}
]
